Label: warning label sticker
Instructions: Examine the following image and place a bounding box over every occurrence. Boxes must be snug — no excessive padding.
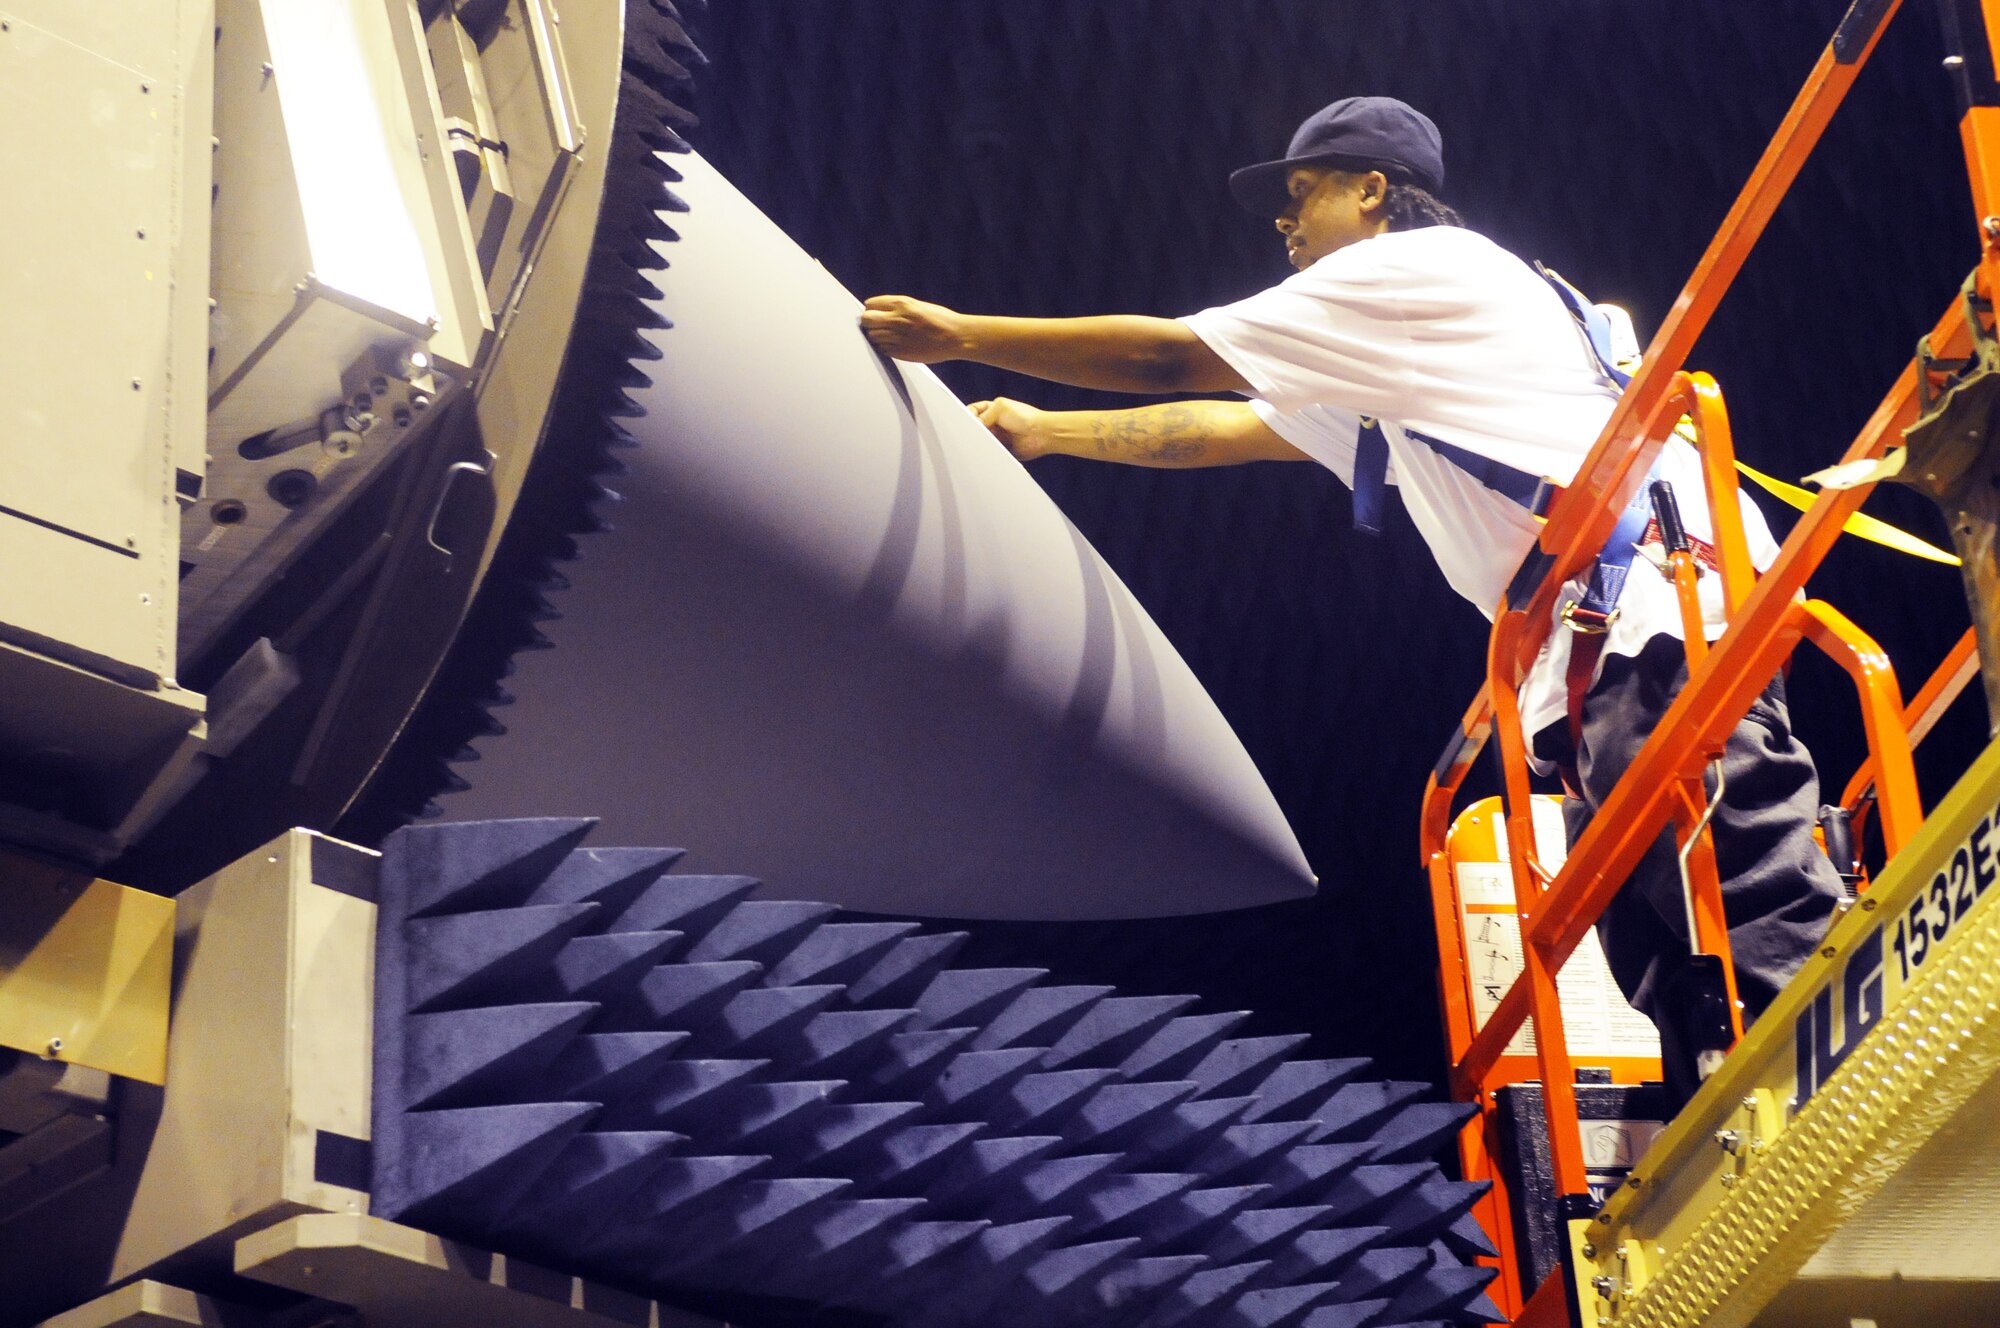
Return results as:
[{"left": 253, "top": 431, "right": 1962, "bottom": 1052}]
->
[{"left": 1457, "top": 800, "right": 1661, "bottom": 1062}]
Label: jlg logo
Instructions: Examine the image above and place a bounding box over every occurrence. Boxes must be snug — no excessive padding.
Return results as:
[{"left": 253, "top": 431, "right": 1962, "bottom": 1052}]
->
[{"left": 1792, "top": 928, "right": 1882, "bottom": 1110}]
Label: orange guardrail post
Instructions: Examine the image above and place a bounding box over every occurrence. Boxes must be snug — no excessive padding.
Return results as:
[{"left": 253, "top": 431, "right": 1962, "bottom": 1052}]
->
[
  {"left": 1688, "top": 374, "right": 1757, "bottom": 618},
  {"left": 1792, "top": 599, "right": 1923, "bottom": 858}
]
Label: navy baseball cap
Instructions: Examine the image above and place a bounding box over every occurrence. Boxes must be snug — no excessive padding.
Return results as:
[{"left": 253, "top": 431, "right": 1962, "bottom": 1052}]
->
[{"left": 1228, "top": 96, "right": 1445, "bottom": 217}]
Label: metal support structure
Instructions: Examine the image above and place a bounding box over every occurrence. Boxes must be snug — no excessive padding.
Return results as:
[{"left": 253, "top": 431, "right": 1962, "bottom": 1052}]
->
[{"left": 1899, "top": 273, "right": 2000, "bottom": 733}]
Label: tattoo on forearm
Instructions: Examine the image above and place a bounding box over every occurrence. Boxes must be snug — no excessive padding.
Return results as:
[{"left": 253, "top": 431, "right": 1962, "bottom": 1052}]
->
[{"left": 1088, "top": 404, "right": 1215, "bottom": 463}]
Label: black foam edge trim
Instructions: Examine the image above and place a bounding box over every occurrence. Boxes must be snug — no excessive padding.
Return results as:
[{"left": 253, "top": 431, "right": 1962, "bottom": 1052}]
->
[
  {"left": 315, "top": 1129, "right": 373, "bottom": 1191},
  {"left": 309, "top": 831, "right": 382, "bottom": 901}
]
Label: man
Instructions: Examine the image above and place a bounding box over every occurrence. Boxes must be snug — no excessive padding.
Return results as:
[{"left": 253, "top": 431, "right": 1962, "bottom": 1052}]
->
[{"left": 860, "top": 95, "right": 1844, "bottom": 1100}]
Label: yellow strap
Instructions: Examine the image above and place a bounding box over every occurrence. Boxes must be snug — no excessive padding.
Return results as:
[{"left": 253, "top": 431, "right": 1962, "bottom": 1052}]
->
[{"left": 1734, "top": 458, "right": 1962, "bottom": 567}]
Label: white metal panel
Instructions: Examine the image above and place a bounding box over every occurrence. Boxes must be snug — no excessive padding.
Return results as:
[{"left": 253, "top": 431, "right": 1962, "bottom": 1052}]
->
[
  {"left": 0, "top": 2, "right": 206, "bottom": 685},
  {"left": 0, "top": 486, "right": 163, "bottom": 683},
  {"left": 1, "top": 2, "right": 180, "bottom": 80},
  {"left": 0, "top": 16, "right": 173, "bottom": 554}
]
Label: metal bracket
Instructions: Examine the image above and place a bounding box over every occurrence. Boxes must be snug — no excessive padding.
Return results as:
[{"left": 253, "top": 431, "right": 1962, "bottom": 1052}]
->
[{"left": 1899, "top": 271, "right": 2000, "bottom": 733}]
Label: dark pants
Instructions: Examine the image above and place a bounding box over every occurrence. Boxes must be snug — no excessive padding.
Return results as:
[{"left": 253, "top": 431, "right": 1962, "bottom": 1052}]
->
[{"left": 1535, "top": 637, "right": 1846, "bottom": 1101}]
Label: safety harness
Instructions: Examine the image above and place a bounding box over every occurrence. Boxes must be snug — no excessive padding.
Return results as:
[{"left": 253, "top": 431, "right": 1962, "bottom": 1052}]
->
[{"left": 1348, "top": 263, "right": 1669, "bottom": 751}]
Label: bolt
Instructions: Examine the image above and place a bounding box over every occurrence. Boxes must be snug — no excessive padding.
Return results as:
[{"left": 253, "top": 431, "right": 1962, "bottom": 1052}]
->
[
  {"left": 1592, "top": 1275, "right": 1616, "bottom": 1298},
  {"left": 410, "top": 392, "right": 431, "bottom": 412},
  {"left": 261, "top": 61, "right": 274, "bottom": 80},
  {"left": 140, "top": 81, "right": 150, "bottom": 93},
  {"left": 45, "top": 1037, "right": 62, "bottom": 1056},
  {"left": 1821, "top": 945, "right": 1837, "bottom": 959},
  {"left": 1947, "top": 54, "right": 1967, "bottom": 69},
  {"left": 1742, "top": 1095, "right": 1759, "bottom": 1112},
  {"left": 132, "top": 378, "right": 142, "bottom": 390},
  {"left": 1715, "top": 1128, "right": 1743, "bottom": 1154},
  {"left": 1986, "top": 216, "right": 2000, "bottom": 240},
  {"left": 136, "top": 228, "right": 146, "bottom": 239},
  {"left": 139, "top": 593, "right": 151, "bottom": 605},
  {"left": 1720, "top": 1172, "right": 1736, "bottom": 1187},
  {"left": 1861, "top": 897, "right": 1877, "bottom": 911},
  {"left": 1581, "top": 1242, "right": 1597, "bottom": 1259}
]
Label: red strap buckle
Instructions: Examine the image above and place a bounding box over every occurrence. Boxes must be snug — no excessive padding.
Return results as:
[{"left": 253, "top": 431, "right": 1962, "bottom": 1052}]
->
[{"left": 1560, "top": 601, "right": 1617, "bottom": 635}]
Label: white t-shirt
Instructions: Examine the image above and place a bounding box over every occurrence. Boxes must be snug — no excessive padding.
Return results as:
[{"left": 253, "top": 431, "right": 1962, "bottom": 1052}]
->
[{"left": 1179, "top": 225, "right": 1779, "bottom": 744}]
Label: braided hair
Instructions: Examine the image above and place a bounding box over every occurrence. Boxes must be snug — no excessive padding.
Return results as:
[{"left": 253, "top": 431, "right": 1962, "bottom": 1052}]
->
[
  {"left": 1379, "top": 180, "right": 1463, "bottom": 231},
  {"left": 1323, "top": 167, "right": 1464, "bottom": 231}
]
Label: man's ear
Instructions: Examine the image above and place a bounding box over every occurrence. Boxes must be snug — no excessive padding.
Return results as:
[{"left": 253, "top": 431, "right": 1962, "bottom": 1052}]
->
[{"left": 1356, "top": 170, "right": 1390, "bottom": 214}]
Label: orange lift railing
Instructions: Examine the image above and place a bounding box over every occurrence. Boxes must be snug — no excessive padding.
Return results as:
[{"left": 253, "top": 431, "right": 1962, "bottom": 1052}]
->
[{"left": 1416, "top": 0, "right": 2000, "bottom": 1317}]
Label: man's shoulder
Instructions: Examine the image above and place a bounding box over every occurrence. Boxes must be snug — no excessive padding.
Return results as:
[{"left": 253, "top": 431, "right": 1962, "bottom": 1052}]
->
[
  {"left": 1290, "top": 227, "right": 1560, "bottom": 324},
  {"left": 1344, "top": 225, "right": 1523, "bottom": 274}
]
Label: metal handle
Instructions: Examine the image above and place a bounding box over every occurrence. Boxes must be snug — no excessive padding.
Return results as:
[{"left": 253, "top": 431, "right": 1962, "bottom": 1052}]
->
[
  {"left": 1677, "top": 757, "right": 1728, "bottom": 957},
  {"left": 426, "top": 455, "right": 493, "bottom": 562}
]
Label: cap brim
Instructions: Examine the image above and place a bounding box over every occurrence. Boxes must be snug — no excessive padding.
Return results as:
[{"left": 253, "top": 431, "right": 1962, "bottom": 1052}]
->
[
  {"left": 1228, "top": 154, "right": 1439, "bottom": 217},
  {"left": 1227, "top": 159, "right": 1296, "bottom": 218}
]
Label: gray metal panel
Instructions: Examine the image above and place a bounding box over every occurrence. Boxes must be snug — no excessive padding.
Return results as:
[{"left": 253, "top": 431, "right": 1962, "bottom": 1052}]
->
[
  {"left": 183, "top": 293, "right": 437, "bottom": 661},
  {"left": 1, "top": 2, "right": 182, "bottom": 80},
  {"left": 0, "top": 519, "right": 163, "bottom": 687},
  {"left": 0, "top": 639, "right": 199, "bottom": 789},
  {"left": 0, "top": 8, "right": 183, "bottom": 678},
  {"left": 436, "top": 151, "right": 1314, "bottom": 920}
]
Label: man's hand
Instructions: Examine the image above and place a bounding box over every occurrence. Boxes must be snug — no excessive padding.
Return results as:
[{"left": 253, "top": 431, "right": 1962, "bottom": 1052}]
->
[
  {"left": 969, "top": 398, "right": 1053, "bottom": 461},
  {"left": 860, "top": 295, "right": 968, "bottom": 363}
]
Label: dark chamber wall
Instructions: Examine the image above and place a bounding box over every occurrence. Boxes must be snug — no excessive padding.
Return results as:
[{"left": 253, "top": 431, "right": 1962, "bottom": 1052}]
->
[{"left": 684, "top": 0, "right": 1986, "bottom": 1086}]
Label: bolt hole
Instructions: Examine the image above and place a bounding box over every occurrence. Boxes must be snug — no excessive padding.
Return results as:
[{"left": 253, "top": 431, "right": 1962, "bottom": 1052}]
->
[
  {"left": 267, "top": 469, "right": 317, "bottom": 509},
  {"left": 210, "top": 498, "right": 247, "bottom": 526}
]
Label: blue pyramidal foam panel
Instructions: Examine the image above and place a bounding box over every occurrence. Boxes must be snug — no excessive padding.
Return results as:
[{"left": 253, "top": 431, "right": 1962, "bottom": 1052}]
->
[{"left": 373, "top": 820, "right": 1499, "bottom": 1326}]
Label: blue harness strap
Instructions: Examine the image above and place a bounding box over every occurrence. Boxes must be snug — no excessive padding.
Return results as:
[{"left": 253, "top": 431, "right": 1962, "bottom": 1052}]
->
[
  {"left": 1352, "top": 418, "right": 1392, "bottom": 536},
  {"left": 1347, "top": 260, "right": 1669, "bottom": 751},
  {"left": 1351, "top": 420, "right": 1558, "bottom": 536},
  {"left": 1532, "top": 264, "right": 1660, "bottom": 622},
  {"left": 1573, "top": 483, "right": 1656, "bottom": 619},
  {"left": 1346, "top": 265, "right": 1652, "bottom": 619},
  {"left": 1534, "top": 262, "right": 1634, "bottom": 390}
]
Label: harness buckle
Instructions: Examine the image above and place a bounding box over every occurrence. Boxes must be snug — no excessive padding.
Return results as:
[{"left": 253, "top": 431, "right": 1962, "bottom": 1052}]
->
[{"left": 1561, "top": 601, "right": 1618, "bottom": 635}]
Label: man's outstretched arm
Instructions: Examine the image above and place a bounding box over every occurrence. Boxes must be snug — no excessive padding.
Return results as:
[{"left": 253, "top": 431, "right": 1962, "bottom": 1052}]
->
[
  {"left": 974, "top": 398, "right": 1308, "bottom": 468},
  {"left": 861, "top": 295, "right": 1252, "bottom": 395}
]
